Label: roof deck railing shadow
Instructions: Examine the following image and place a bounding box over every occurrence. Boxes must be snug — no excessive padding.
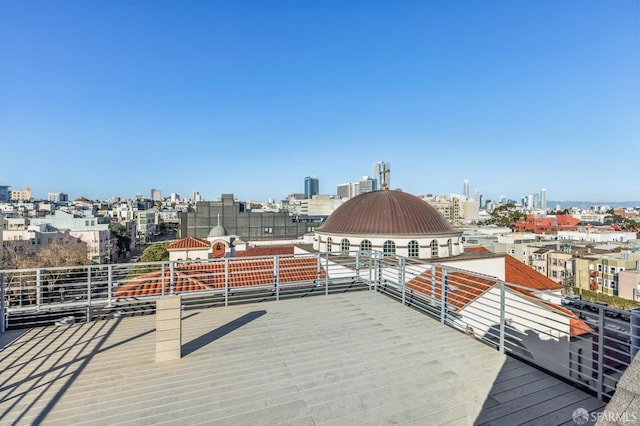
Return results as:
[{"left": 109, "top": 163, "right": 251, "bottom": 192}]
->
[{"left": 1, "top": 250, "right": 637, "bottom": 403}]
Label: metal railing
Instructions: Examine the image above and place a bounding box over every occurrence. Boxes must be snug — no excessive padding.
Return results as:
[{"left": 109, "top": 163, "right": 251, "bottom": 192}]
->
[
  {"left": 373, "top": 254, "right": 638, "bottom": 402},
  {"left": 0, "top": 252, "right": 374, "bottom": 331},
  {"left": 1, "top": 250, "right": 637, "bottom": 402}
]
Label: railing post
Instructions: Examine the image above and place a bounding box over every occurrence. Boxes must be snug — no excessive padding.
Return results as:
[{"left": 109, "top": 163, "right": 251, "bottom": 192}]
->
[
  {"left": 400, "top": 257, "right": 406, "bottom": 305},
  {"left": 1, "top": 272, "right": 5, "bottom": 333},
  {"left": 440, "top": 269, "right": 447, "bottom": 324},
  {"left": 499, "top": 280, "right": 506, "bottom": 353},
  {"left": 107, "top": 264, "right": 113, "bottom": 307},
  {"left": 169, "top": 261, "right": 175, "bottom": 295},
  {"left": 376, "top": 252, "right": 382, "bottom": 290},
  {"left": 368, "top": 250, "right": 373, "bottom": 287},
  {"left": 597, "top": 305, "right": 606, "bottom": 401},
  {"left": 274, "top": 256, "right": 280, "bottom": 301},
  {"left": 36, "top": 269, "right": 42, "bottom": 308},
  {"left": 86, "top": 266, "right": 92, "bottom": 323},
  {"left": 325, "top": 251, "right": 329, "bottom": 295},
  {"left": 161, "top": 262, "right": 166, "bottom": 296},
  {"left": 431, "top": 266, "right": 436, "bottom": 302},
  {"left": 224, "top": 258, "right": 229, "bottom": 307}
]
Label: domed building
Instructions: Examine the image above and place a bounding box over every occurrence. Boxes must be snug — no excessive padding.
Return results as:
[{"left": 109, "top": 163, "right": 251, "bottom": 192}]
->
[{"left": 313, "top": 189, "right": 464, "bottom": 259}]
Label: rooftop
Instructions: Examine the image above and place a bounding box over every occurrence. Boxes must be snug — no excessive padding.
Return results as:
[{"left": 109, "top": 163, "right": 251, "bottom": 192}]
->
[{"left": 0, "top": 290, "right": 605, "bottom": 425}]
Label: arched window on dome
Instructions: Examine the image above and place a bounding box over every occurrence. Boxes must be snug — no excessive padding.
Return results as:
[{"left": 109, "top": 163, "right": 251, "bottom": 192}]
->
[
  {"left": 360, "top": 240, "right": 372, "bottom": 252},
  {"left": 430, "top": 240, "right": 439, "bottom": 257},
  {"left": 447, "top": 239, "right": 453, "bottom": 256},
  {"left": 383, "top": 240, "right": 396, "bottom": 256},
  {"left": 340, "top": 238, "right": 350, "bottom": 254},
  {"left": 408, "top": 240, "right": 419, "bottom": 257},
  {"left": 326, "top": 237, "right": 333, "bottom": 253}
]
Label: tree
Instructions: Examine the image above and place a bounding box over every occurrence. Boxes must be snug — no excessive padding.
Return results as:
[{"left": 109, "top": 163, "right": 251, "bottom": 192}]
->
[
  {"left": 141, "top": 243, "right": 169, "bottom": 262},
  {"left": 3, "top": 239, "right": 90, "bottom": 304},
  {"left": 111, "top": 223, "right": 131, "bottom": 258}
]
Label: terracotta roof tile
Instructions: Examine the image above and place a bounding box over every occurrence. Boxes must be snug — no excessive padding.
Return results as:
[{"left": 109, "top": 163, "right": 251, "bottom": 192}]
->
[
  {"left": 407, "top": 267, "right": 495, "bottom": 311},
  {"left": 504, "top": 255, "right": 562, "bottom": 292},
  {"left": 113, "top": 257, "right": 324, "bottom": 298},
  {"left": 465, "top": 246, "right": 492, "bottom": 253},
  {"left": 236, "top": 246, "right": 295, "bottom": 257},
  {"left": 407, "top": 267, "right": 592, "bottom": 337},
  {"left": 166, "top": 236, "right": 211, "bottom": 250}
]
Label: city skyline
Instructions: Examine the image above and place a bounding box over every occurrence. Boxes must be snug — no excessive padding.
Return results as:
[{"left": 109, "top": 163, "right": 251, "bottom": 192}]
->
[{"left": 2, "top": 1, "right": 638, "bottom": 203}]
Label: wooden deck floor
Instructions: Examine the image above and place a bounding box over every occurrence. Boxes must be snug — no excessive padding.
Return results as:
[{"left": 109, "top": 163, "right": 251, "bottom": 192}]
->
[{"left": 0, "top": 291, "right": 606, "bottom": 425}]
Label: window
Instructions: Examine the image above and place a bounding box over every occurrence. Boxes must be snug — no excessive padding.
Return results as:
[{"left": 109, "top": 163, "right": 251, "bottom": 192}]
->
[
  {"left": 447, "top": 239, "right": 453, "bottom": 256},
  {"left": 430, "top": 240, "right": 438, "bottom": 257},
  {"left": 383, "top": 240, "right": 396, "bottom": 256},
  {"left": 360, "top": 240, "right": 372, "bottom": 252},
  {"left": 408, "top": 240, "right": 419, "bottom": 257},
  {"left": 264, "top": 227, "right": 273, "bottom": 234},
  {"left": 340, "top": 238, "right": 350, "bottom": 254},
  {"left": 326, "top": 237, "right": 333, "bottom": 253}
]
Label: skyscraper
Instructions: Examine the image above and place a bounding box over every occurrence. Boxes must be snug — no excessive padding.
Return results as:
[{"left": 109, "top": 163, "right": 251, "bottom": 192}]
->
[
  {"left": 304, "top": 176, "right": 319, "bottom": 199},
  {"left": 0, "top": 185, "right": 11, "bottom": 203},
  {"left": 151, "top": 189, "right": 162, "bottom": 202},
  {"left": 540, "top": 188, "right": 547, "bottom": 211},
  {"left": 373, "top": 162, "right": 391, "bottom": 190},
  {"left": 463, "top": 179, "right": 470, "bottom": 200},
  {"left": 357, "top": 176, "right": 377, "bottom": 195}
]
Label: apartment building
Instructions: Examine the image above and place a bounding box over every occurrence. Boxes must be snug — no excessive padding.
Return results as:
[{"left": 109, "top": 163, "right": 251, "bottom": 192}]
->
[
  {"left": 10, "top": 187, "right": 32, "bottom": 202},
  {"left": 574, "top": 251, "right": 640, "bottom": 296},
  {"left": 512, "top": 214, "right": 580, "bottom": 234}
]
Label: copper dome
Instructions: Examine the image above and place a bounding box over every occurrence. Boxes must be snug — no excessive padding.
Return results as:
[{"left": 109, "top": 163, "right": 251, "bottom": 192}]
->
[{"left": 318, "top": 190, "right": 456, "bottom": 235}]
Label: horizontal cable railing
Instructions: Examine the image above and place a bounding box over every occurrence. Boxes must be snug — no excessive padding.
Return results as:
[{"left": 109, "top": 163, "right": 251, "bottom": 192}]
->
[
  {"left": 372, "top": 253, "right": 638, "bottom": 402},
  {"left": 0, "top": 251, "right": 375, "bottom": 330},
  {"left": 1, "top": 249, "right": 637, "bottom": 401}
]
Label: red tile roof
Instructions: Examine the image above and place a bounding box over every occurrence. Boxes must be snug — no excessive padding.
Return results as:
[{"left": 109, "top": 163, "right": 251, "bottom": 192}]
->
[
  {"left": 504, "top": 255, "right": 562, "bottom": 292},
  {"left": 114, "top": 256, "right": 325, "bottom": 298},
  {"left": 465, "top": 246, "right": 492, "bottom": 253},
  {"left": 460, "top": 246, "right": 562, "bottom": 292},
  {"left": 166, "top": 237, "right": 211, "bottom": 250},
  {"left": 407, "top": 267, "right": 592, "bottom": 336},
  {"left": 236, "top": 246, "right": 295, "bottom": 257},
  {"left": 407, "top": 268, "right": 495, "bottom": 311}
]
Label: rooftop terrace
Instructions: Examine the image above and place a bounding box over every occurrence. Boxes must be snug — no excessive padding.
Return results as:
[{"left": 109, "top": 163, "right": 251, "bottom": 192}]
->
[{"left": 0, "top": 290, "right": 606, "bottom": 425}]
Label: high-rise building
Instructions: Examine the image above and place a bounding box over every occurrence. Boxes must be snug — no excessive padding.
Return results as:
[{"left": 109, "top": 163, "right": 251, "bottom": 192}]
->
[
  {"left": 0, "top": 185, "right": 11, "bottom": 203},
  {"left": 357, "top": 176, "right": 377, "bottom": 195},
  {"left": 304, "top": 176, "right": 319, "bottom": 199},
  {"left": 337, "top": 183, "right": 353, "bottom": 199},
  {"left": 151, "top": 189, "right": 162, "bottom": 202},
  {"left": 463, "top": 179, "right": 470, "bottom": 200},
  {"left": 48, "top": 192, "right": 69, "bottom": 203},
  {"left": 540, "top": 188, "right": 547, "bottom": 211},
  {"left": 373, "top": 162, "right": 391, "bottom": 190}
]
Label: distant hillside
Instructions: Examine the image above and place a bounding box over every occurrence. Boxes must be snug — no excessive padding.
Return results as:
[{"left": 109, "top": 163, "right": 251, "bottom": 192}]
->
[{"left": 548, "top": 201, "right": 640, "bottom": 209}]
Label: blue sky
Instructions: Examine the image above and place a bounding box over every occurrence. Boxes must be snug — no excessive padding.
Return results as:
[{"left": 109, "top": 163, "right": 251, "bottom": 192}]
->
[{"left": 1, "top": 0, "right": 639, "bottom": 203}]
